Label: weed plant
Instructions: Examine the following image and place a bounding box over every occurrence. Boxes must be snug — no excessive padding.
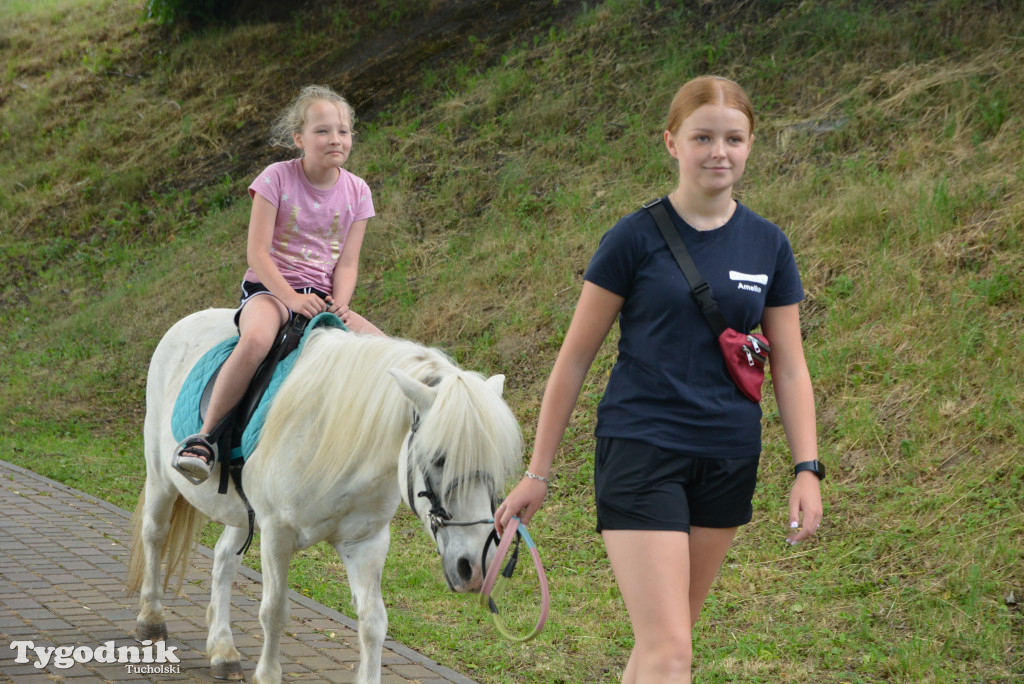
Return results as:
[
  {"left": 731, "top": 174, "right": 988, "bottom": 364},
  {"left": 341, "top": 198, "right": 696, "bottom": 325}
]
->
[{"left": 1, "top": 0, "right": 1021, "bottom": 682}]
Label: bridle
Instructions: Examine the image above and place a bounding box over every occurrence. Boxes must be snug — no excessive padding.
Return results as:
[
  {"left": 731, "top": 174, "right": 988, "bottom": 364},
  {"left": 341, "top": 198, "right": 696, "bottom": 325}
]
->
[
  {"left": 417, "top": 485, "right": 493, "bottom": 540},
  {"left": 414, "top": 476, "right": 495, "bottom": 537},
  {"left": 404, "top": 423, "right": 497, "bottom": 538}
]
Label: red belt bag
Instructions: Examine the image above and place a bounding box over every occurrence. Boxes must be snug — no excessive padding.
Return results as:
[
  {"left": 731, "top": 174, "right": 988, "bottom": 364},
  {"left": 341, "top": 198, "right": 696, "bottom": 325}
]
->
[
  {"left": 644, "top": 198, "right": 770, "bottom": 403},
  {"left": 717, "top": 328, "right": 770, "bottom": 402}
]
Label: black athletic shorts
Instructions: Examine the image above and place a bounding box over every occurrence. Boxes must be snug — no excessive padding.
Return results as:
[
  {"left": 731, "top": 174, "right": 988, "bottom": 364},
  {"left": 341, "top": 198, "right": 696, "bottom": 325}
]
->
[
  {"left": 233, "top": 280, "right": 330, "bottom": 328},
  {"left": 594, "top": 437, "right": 760, "bottom": 533}
]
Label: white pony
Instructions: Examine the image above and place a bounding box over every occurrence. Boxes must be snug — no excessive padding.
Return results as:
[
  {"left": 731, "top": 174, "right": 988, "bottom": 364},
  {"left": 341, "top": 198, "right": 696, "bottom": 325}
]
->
[{"left": 128, "top": 309, "right": 521, "bottom": 683}]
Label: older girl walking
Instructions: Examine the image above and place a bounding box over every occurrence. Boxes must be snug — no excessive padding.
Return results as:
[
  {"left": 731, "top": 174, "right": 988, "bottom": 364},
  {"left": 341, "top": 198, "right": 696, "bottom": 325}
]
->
[{"left": 497, "top": 76, "right": 823, "bottom": 682}]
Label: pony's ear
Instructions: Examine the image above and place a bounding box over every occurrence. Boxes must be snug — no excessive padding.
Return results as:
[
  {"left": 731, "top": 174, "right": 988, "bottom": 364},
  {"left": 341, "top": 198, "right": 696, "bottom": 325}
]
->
[
  {"left": 486, "top": 374, "right": 505, "bottom": 397},
  {"left": 389, "top": 368, "right": 436, "bottom": 413}
]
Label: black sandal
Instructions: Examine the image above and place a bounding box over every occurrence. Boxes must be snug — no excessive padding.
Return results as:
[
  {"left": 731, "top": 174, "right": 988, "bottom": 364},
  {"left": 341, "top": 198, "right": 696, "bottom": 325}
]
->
[{"left": 173, "top": 434, "right": 217, "bottom": 484}]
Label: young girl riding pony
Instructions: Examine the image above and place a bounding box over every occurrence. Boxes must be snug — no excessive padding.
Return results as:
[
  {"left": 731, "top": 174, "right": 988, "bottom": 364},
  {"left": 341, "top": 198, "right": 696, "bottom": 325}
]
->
[{"left": 175, "top": 85, "right": 384, "bottom": 484}]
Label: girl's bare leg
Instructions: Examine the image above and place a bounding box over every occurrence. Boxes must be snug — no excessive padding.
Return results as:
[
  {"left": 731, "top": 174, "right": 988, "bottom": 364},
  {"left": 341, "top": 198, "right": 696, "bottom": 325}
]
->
[
  {"left": 604, "top": 526, "right": 737, "bottom": 684},
  {"left": 176, "top": 295, "right": 288, "bottom": 480},
  {"left": 200, "top": 295, "right": 289, "bottom": 432},
  {"left": 343, "top": 310, "right": 386, "bottom": 337}
]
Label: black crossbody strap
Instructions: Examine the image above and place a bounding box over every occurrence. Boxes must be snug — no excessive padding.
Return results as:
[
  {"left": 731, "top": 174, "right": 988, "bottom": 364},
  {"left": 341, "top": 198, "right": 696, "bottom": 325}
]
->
[{"left": 643, "top": 198, "right": 728, "bottom": 336}]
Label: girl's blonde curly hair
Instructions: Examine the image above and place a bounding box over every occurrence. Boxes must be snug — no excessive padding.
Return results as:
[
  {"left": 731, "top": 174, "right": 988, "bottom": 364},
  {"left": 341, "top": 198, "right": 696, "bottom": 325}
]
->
[{"left": 269, "top": 84, "right": 356, "bottom": 150}]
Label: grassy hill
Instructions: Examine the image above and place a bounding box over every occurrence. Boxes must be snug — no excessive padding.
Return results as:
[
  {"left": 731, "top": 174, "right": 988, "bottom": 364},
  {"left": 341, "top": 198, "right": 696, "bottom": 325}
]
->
[{"left": 1, "top": 0, "right": 1021, "bottom": 681}]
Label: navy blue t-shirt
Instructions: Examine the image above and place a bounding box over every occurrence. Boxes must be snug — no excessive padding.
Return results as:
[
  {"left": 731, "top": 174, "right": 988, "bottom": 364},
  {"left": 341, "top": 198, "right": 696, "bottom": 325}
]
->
[{"left": 584, "top": 199, "right": 805, "bottom": 458}]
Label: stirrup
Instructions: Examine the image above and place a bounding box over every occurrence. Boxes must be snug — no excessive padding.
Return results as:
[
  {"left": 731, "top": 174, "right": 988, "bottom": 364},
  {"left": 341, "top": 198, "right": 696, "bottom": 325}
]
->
[{"left": 172, "top": 434, "right": 218, "bottom": 485}]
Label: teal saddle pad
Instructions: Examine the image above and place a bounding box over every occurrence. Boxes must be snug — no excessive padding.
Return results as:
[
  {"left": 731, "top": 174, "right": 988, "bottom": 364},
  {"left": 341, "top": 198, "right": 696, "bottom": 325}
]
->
[{"left": 170, "top": 312, "right": 346, "bottom": 461}]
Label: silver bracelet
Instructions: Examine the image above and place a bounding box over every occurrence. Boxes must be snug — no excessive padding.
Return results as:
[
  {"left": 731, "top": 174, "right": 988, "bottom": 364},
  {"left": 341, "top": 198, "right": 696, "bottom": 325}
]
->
[{"left": 524, "top": 470, "right": 550, "bottom": 484}]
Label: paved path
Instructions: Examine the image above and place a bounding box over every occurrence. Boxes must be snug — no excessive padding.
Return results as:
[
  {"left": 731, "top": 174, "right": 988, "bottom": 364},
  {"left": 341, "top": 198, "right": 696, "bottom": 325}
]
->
[{"left": 0, "top": 459, "right": 477, "bottom": 683}]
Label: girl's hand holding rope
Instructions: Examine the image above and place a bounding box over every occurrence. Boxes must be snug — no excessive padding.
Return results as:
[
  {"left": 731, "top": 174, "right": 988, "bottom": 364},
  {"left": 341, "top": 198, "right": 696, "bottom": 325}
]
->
[{"left": 495, "top": 472, "right": 548, "bottom": 536}]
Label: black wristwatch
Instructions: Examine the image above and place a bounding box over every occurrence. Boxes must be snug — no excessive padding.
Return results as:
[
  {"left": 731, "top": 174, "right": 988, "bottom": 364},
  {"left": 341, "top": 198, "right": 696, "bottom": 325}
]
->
[{"left": 794, "top": 460, "right": 826, "bottom": 480}]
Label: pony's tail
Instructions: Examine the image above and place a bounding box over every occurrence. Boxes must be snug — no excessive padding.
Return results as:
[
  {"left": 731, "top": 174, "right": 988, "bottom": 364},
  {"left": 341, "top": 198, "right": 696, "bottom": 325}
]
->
[{"left": 127, "top": 487, "right": 206, "bottom": 596}]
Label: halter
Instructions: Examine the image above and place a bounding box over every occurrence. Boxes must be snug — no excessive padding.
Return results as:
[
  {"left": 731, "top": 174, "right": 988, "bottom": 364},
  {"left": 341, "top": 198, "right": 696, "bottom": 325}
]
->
[
  {"left": 404, "top": 413, "right": 499, "bottom": 537},
  {"left": 414, "top": 471, "right": 496, "bottom": 537}
]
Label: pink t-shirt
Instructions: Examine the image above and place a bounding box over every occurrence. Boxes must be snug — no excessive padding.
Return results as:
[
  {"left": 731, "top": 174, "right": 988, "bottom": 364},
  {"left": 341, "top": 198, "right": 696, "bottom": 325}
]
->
[{"left": 245, "top": 158, "right": 375, "bottom": 293}]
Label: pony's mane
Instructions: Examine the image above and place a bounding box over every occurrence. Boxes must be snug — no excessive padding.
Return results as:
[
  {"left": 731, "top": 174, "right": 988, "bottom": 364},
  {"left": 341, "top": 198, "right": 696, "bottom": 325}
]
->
[
  {"left": 412, "top": 368, "right": 522, "bottom": 507},
  {"left": 248, "top": 328, "right": 520, "bottom": 500}
]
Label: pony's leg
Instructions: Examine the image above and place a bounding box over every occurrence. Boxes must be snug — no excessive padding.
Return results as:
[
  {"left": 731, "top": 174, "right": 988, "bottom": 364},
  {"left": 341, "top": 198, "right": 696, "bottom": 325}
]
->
[
  {"left": 206, "top": 525, "right": 248, "bottom": 681},
  {"left": 134, "top": 480, "right": 178, "bottom": 641},
  {"left": 333, "top": 527, "right": 390, "bottom": 684},
  {"left": 252, "top": 523, "right": 295, "bottom": 684}
]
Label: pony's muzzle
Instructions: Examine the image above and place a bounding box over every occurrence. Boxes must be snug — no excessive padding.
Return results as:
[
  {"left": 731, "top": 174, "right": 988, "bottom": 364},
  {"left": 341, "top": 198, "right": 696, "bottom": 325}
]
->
[{"left": 445, "top": 555, "right": 483, "bottom": 593}]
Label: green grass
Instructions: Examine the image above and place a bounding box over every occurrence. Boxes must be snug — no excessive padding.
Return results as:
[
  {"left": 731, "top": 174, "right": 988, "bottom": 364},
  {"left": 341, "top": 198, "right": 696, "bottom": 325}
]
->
[{"left": 2, "top": 0, "right": 1023, "bottom": 681}]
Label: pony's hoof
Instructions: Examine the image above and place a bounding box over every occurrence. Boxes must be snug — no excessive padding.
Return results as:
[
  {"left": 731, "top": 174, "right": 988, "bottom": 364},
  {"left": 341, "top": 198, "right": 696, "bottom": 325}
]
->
[
  {"left": 137, "top": 622, "right": 168, "bottom": 642},
  {"left": 211, "top": 660, "right": 245, "bottom": 680}
]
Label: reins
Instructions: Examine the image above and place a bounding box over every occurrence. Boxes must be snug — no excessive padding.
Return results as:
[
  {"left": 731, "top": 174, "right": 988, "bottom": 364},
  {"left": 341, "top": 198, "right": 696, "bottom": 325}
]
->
[
  {"left": 478, "top": 517, "right": 549, "bottom": 642},
  {"left": 417, "top": 483, "right": 551, "bottom": 642}
]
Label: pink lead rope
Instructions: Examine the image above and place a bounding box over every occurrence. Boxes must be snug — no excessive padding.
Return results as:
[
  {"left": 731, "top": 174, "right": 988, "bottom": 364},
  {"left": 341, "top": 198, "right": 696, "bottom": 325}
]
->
[{"left": 478, "top": 517, "right": 550, "bottom": 642}]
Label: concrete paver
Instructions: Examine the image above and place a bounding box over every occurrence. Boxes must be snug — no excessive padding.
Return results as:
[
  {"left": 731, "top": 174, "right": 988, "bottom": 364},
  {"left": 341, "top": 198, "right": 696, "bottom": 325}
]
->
[{"left": 0, "top": 459, "right": 476, "bottom": 683}]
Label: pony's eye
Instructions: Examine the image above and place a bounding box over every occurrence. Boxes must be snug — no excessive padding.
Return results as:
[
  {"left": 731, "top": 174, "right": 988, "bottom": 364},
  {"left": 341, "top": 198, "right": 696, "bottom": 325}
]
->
[{"left": 434, "top": 455, "right": 447, "bottom": 469}]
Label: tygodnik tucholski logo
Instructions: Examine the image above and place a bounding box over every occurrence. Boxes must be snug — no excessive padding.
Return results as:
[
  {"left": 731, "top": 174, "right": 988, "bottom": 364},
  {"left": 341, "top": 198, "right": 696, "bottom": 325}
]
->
[{"left": 9, "top": 639, "right": 181, "bottom": 674}]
